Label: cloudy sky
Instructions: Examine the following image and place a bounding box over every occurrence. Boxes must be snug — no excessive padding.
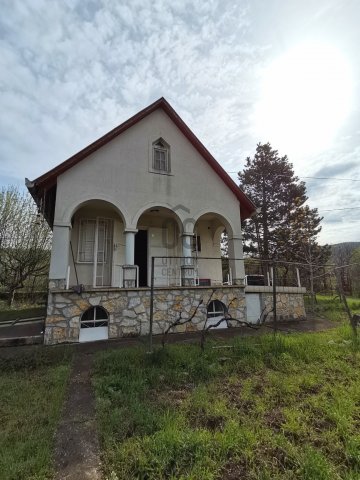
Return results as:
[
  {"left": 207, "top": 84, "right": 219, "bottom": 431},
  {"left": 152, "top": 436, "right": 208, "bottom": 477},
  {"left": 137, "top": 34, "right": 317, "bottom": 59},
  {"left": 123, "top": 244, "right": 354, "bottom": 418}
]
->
[{"left": 0, "top": 0, "right": 359, "bottom": 244}]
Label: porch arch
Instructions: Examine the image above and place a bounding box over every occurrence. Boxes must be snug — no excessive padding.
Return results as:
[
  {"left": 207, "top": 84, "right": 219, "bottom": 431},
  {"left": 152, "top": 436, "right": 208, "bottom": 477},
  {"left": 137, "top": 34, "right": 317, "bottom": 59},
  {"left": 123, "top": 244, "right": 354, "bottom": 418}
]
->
[
  {"left": 63, "top": 195, "right": 130, "bottom": 227},
  {"left": 134, "top": 205, "right": 184, "bottom": 287},
  {"left": 192, "top": 209, "right": 235, "bottom": 238},
  {"left": 69, "top": 199, "right": 128, "bottom": 288},
  {"left": 132, "top": 202, "right": 185, "bottom": 231}
]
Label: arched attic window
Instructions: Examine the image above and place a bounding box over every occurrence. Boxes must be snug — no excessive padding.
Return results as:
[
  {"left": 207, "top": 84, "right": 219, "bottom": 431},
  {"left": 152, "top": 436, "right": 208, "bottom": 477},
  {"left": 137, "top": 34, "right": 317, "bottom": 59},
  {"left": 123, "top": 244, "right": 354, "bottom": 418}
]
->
[
  {"left": 152, "top": 138, "right": 171, "bottom": 173},
  {"left": 80, "top": 306, "right": 108, "bottom": 329}
]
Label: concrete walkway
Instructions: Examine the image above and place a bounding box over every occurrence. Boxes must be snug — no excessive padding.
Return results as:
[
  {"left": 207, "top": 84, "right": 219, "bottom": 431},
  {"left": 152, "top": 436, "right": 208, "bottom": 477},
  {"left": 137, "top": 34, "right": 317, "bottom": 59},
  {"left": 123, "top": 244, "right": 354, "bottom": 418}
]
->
[{"left": 54, "top": 352, "right": 102, "bottom": 480}]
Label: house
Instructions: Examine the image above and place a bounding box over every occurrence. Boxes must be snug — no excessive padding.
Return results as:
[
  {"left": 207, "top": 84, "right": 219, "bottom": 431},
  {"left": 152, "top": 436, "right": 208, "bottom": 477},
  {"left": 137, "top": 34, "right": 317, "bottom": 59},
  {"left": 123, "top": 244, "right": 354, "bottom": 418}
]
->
[{"left": 26, "top": 97, "right": 304, "bottom": 345}]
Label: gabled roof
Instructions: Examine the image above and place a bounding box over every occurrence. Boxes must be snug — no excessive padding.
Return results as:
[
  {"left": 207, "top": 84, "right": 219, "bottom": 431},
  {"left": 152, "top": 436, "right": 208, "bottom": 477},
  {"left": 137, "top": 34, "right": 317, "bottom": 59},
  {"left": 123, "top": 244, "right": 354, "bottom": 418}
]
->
[{"left": 26, "top": 97, "right": 256, "bottom": 220}]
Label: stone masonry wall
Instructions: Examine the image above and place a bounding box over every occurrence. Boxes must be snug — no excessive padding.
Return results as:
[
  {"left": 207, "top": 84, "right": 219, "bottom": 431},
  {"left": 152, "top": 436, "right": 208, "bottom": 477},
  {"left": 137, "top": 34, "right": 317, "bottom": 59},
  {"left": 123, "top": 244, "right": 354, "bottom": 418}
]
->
[
  {"left": 262, "top": 292, "right": 306, "bottom": 321},
  {"left": 44, "top": 286, "right": 246, "bottom": 345}
]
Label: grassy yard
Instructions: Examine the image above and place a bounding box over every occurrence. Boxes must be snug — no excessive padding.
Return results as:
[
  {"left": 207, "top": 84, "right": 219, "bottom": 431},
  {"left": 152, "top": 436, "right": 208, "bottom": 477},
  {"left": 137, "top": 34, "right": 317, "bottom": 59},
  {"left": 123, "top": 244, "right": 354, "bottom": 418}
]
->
[
  {"left": 0, "top": 300, "right": 46, "bottom": 323},
  {"left": 0, "top": 348, "right": 73, "bottom": 480},
  {"left": 307, "top": 295, "right": 360, "bottom": 323},
  {"left": 94, "top": 326, "right": 360, "bottom": 480}
]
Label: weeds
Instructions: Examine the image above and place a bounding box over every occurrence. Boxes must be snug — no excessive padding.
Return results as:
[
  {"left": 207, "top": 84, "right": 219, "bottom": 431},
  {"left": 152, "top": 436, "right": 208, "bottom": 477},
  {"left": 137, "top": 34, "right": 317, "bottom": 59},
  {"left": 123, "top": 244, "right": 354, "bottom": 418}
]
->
[
  {"left": 0, "top": 347, "right": 72, "bottom": 480},
  {"left": 94, "top": 326, "right": 360, "bottom": 479}
]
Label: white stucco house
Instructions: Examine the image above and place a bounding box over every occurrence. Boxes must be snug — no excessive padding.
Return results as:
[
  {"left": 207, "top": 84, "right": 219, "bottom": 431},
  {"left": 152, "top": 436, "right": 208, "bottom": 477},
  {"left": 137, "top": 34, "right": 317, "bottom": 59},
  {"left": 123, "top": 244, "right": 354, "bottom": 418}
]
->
[{"left": 26, "top": 98, "right": 305, "bottom": 344}]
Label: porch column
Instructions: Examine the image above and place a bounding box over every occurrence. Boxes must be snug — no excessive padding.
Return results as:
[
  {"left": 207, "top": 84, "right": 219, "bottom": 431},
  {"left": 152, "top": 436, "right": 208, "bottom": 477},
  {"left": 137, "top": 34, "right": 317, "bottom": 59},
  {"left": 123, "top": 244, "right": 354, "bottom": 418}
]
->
[
  {"left": 181, "top": 233, "right": 195, "bottom": 286},
  {"left": 228, "top": 234, "right": 245, "bottom": 286},
  {"left": 49, "top": 224, "right": 71, "bottom": 289},
  {"left": 123, "top": 229, "right": 138, "bottom": 287},
  {"left": 124, "top": 230, "right": 136, "bottom": 265}
]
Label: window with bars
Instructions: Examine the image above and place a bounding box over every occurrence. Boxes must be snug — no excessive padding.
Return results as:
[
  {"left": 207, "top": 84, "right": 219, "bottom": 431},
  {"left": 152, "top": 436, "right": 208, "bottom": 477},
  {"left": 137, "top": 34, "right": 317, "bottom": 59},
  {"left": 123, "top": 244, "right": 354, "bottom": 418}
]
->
[
  {"left": 152, "top": 138, "right": 170, "bottom": 173},
  {"left": 77, "top": 218, "right": 113, "bottom": 263},
  {"left": 77, "top": 219, "right": 96, "bottom": 263},
  {"left": 207, "top": 300, "right": 227, "bottom": 318},
  {"left": 80, "top": 306, "right": 108, "bottom": 328}
]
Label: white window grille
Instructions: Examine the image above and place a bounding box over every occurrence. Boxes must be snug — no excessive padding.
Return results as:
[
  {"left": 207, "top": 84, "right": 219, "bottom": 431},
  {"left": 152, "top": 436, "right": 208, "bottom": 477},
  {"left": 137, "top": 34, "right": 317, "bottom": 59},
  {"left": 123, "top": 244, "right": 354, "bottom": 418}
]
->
[
  {"left": 80, "top": 306, "right": 108, "bottom": 328},
  {"left": 207, "top": 300, "right": 227, "bottom": 319}
]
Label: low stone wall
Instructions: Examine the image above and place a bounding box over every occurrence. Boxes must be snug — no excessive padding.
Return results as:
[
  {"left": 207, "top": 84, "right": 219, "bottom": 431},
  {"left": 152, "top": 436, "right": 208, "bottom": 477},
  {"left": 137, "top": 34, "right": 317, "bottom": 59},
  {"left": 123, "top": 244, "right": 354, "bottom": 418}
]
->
[
  {"left": 245, "top": 286, "right": 306, "bottom": 322},
  {"left": 44, "top": 286, "right": 246, "bottom": 345},
  {"left": 262, "top": 293, "right": 306, "bottom": 321}
]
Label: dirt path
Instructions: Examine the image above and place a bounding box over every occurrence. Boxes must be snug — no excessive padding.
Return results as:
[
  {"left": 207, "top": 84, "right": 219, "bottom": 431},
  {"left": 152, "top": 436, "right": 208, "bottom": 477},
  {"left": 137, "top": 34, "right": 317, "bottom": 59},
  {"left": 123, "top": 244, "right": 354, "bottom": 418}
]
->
[{"left": 53, "top": 352, "right": 102, "bottom": 480}]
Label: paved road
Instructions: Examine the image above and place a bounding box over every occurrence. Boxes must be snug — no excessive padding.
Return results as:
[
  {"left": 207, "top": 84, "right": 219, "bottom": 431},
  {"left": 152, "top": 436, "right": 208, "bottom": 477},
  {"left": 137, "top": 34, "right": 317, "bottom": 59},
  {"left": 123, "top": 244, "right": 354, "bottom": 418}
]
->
[{"left": 0, "top": 319, "right": 44, "bottom": 339}]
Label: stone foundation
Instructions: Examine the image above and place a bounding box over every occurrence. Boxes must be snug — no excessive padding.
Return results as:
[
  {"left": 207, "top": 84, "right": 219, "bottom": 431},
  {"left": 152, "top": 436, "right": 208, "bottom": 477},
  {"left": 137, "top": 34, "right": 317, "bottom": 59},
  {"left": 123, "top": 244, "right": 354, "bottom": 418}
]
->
[
  {"left": 45, "top": 285, "right": 306, "bottom": 345},
  {"left": 44, "top": 286, "right": 246, "bottom": 345},
  {"left": 263, "top": 293, "right": 306, "bottom": 321},
  {"left": 245, "top": 286, "right": 306, "bottom": 322}
]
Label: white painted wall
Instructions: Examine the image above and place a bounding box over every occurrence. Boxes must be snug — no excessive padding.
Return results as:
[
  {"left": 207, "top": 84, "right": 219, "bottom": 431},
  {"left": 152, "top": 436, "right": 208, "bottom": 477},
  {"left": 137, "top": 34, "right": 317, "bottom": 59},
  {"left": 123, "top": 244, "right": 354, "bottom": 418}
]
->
[
  {"left": 54, "top": 110, "right": 242, "bottom": 232},
  {"left": 195, "top": 220, "right": 223, "bottom": 284},
  {"left": 51, "top": 108, "right": 245, "bottom": 283}
]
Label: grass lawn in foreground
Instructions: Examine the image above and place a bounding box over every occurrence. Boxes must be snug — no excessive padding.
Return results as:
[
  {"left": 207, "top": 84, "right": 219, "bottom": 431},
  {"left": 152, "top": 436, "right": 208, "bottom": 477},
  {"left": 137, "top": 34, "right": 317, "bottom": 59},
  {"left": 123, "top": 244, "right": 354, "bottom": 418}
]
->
[
  {"left": 0, "top": 348, "right": 73, "bottom": 480},
  {"left": 94, "top": 326, "right": 360, "bottom": 480}
]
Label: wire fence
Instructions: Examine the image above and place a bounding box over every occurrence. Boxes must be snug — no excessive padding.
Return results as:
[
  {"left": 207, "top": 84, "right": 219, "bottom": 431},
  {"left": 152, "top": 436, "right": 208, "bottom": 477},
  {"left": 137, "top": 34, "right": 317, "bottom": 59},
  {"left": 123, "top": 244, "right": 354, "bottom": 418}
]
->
[
  {"left": 147, "top": 255, "right": 305, "bottom": 289},
  {"left": 143, "top": 254, "right": 360, "bottom": 294}
]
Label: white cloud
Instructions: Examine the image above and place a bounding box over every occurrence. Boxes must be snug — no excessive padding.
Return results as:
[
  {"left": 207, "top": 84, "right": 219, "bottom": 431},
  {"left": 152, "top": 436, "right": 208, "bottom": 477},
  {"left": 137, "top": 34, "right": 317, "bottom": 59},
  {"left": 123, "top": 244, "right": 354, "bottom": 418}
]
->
[{"left": 0, "top": 0, "right": 359, "bottom": 244}]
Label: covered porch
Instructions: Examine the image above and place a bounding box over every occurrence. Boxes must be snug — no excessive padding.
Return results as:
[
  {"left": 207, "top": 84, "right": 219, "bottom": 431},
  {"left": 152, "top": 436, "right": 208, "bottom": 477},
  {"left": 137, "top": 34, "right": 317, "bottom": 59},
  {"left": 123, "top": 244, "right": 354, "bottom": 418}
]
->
[
  {"left": 45, "top": 199, "right": 248, "bottom": 344},
  {"left": 51, "top": 199, "right": 245, "bottom": 291}
]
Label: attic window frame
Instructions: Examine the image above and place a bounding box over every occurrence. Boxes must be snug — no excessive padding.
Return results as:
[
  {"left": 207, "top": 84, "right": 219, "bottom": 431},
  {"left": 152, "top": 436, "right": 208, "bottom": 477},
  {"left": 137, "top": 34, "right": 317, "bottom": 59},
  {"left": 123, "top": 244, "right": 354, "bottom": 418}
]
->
[{"left": 152, "top": 138, "right": 171, "bottom": 174}]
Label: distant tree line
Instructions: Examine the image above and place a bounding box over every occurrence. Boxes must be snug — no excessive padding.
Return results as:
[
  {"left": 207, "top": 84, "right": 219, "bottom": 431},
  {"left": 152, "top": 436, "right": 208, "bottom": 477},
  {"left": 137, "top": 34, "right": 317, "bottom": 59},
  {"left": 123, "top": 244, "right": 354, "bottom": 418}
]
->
[{"left": 0, "top": 186, "right": 51, "bottom": 306}]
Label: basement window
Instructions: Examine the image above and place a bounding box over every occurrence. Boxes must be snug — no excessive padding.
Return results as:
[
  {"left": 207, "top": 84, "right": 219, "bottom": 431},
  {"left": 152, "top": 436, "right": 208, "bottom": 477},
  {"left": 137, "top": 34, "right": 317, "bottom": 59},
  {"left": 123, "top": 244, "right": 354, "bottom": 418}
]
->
[
  {"left": 207, "top": 300, "right": 227, "bottom": 319},
  {"left": 80, "top": 306, "right": 108, "bottom": 328}
]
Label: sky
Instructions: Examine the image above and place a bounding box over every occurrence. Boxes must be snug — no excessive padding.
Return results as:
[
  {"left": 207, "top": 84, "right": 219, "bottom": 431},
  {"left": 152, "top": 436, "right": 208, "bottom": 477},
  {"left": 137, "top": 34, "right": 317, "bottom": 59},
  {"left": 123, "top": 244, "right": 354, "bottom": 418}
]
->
[{"left": 0, "top": 0, "right": 359, "bottom": 245}]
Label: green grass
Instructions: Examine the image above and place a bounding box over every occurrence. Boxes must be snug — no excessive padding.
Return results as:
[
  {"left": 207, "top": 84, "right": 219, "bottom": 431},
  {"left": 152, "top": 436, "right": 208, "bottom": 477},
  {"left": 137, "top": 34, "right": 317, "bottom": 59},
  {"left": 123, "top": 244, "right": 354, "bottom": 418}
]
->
[
  {"left": 0, "top": 348, "right": 73, "bottom": 480},
  {"left": 0, "top": 302, "right": 46, "bottom": 323},
  {"left": 94, "top": 326, "right": 360, "bottom": 480},
  {"left": 308, "top": 295, "right": 360, "bottom": 322}
]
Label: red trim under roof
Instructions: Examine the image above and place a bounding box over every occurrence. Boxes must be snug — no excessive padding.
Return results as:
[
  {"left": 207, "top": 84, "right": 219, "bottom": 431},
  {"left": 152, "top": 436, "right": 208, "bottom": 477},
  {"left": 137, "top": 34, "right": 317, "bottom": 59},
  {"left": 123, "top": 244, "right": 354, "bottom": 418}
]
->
[{"left": 28, "top": 97, "right": 256, "bottom": 219}]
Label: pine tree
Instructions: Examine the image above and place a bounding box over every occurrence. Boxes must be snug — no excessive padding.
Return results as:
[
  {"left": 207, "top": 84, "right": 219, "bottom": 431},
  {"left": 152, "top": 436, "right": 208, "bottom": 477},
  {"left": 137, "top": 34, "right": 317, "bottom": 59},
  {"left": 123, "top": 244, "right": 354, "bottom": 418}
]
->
[
  {"left": 238, "top": 142, "right": 307, "bottom": 260},
  {"left": 238, "top": 143, "right": 330, "bottom": 289}
]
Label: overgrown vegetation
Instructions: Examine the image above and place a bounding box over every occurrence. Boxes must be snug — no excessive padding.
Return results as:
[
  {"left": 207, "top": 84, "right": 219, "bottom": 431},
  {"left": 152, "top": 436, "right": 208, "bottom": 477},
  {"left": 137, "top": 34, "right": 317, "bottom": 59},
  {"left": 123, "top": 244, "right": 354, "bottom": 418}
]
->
[
  {"left": 308, "top": 295, "right": 360, "bottom": 323},
  {"left": 94, "top": 326, "right": 360, "bottom": 480},
  {"left": 0, "top": 347, "right": 73, "bottom": 480}
]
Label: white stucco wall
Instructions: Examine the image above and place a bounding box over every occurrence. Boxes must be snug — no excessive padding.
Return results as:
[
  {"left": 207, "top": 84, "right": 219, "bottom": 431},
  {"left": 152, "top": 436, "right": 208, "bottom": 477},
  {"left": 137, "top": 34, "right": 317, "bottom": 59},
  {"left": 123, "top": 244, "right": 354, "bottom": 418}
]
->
[
  {"left": 50, "top": 108, "right": 245, "bottom": 284},
  {"left": 54, "top": 109, "right": 243, "bottom": 235}
]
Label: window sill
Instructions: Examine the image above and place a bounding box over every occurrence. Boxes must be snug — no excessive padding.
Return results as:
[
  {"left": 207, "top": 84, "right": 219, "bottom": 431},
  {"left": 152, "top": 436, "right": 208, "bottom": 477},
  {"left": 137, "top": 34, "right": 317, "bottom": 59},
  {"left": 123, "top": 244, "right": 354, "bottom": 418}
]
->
[{"left": 148, "top": 169, "right": 174, "bottom": 176}]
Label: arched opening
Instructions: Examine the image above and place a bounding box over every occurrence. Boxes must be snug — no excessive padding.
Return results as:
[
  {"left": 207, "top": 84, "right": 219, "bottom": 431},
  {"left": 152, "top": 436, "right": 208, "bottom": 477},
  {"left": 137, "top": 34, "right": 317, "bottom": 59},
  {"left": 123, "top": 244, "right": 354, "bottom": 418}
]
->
[
  {"left": 193, "top": 212, "right": 234, "bottom": 286},
  {"left": 207, "top": 300, "right": 228, "bottom": 329},
  {"left": 135, "top": 206, "right": 183, "bottom": 287},
  {"left": 70, "top": 200, "right": 126, "bottom": 288},
  {"left": 79, "top": 306, "right": 109, "bottom": 342}
]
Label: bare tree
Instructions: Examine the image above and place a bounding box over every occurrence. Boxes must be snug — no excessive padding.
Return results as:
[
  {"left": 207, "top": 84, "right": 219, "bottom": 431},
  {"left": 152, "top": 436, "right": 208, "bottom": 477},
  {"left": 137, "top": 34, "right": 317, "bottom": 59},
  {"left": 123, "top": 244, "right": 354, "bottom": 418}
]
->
[
  {"left": 0, "top": 186, "right": 51, "bottom": 306},
  {"left": 332, "top": 243, "right": 359, "bottom": 295}
]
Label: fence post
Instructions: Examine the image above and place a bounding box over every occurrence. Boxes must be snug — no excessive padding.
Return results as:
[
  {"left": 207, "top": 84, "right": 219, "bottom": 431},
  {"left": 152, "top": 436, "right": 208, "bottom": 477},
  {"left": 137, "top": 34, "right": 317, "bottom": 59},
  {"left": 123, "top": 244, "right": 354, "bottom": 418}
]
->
[
  {"left": 296, "top": 267, "right": 301, "bottom": 288},
  {"left": 272, "top": 262, "right": 277, "bottom": 335},
  {"left": 149, "top": 256, "right": 155, "bottom": 353},
  {"left": 335, "top": 269, "right": 357, "bottom": 338}
]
